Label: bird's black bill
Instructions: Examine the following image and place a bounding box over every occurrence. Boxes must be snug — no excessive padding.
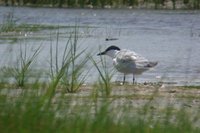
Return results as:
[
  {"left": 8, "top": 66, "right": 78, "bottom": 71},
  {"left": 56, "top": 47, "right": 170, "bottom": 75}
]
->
[{"left": 97, "top": 51, "right": 106, "bottom": 56}]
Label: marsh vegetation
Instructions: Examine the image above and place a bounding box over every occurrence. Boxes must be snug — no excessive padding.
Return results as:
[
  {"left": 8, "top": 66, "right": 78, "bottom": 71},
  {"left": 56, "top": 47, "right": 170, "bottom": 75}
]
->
[
  {"left": 1, "top": 0, "right": 200, "bottom": 9},
  {"left": 0, "top": 8, "right": 200, "bottom": 132},
  {"left": 0, "top": 25, "right": 200, "bottom": 133}
]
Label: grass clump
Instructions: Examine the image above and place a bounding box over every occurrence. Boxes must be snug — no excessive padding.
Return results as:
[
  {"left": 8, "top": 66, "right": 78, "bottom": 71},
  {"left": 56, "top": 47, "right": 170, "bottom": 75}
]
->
[
  {"left": 91, "top": 54, "right": 113, "bottom": 97},
  {"left": 49, "top": 26, "right": 88, "bottom": 93},
  {"left": 2, "top": 44, "right": 41, "bottom": 87},
  {"left": 0, "top": 11, "right": 16, "bottom": 33}
]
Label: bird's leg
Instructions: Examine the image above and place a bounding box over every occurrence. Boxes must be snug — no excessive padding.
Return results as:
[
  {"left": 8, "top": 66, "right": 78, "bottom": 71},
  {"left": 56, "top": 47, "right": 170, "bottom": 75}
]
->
[
  {"left": 133, "top": 75, "right": 135, "bottom": 84},
  {"left": 123, "top": 74, "right": 126, "bottom": 85}
]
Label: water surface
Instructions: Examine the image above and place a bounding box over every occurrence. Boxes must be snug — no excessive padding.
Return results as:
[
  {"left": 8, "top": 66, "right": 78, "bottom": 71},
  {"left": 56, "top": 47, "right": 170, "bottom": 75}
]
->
[{"left": 0, "top": 7, "right": 200, "bottom": 85}]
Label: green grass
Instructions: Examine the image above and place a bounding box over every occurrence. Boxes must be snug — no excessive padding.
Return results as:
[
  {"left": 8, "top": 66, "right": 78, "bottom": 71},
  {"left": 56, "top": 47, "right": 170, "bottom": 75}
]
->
[
  {"left": 0, "top": 10, "right": 46, "bottom": 33},
  {"left": 0, "top": 23, "right": 88, "bottom": 33},
  {"left": 1, "top": 0, "right": 200, "bottom": 9},
  {"left": 90, "top": 54, "right": 114, "bottom": 97},
  {"left": 0, "top": 86, "right": 200, "bottom": 133},
  {"left": 0, "top": 11, "right": 93, "bottom": 34},
  {"left": 49, "top": 26, "right": 89, "bottom": 93},
  {"left": 183, "top": 85, "right": 200, "bottom": 89},
  {"left": 0, "top": 11, "right": 16, "bottom": 32},
  {"left": 1, "top": 44, "right": 41, "bottom": 87}
]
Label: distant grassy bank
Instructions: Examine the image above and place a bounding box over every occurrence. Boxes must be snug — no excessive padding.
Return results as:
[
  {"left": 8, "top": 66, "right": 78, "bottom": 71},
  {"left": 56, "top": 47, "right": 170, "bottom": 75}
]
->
[{"left": 0, "top": 0, "right": 200, "bottom": 9}]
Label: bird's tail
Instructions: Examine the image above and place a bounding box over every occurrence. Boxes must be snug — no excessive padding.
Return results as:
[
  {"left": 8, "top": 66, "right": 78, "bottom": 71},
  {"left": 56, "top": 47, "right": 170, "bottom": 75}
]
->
[{"left": 146, "top": 61, "right": 158, "bottom": 68}]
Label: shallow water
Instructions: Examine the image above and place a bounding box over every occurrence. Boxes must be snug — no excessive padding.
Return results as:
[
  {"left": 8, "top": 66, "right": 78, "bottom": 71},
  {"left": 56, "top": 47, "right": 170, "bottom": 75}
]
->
[{"left": 0, "top": 7, "right": 200, "bottom": 85}]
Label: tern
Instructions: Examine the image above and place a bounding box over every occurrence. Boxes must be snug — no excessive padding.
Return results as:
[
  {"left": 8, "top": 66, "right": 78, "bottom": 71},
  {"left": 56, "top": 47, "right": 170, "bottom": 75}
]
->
[{"left": 97, "top": 45, "right": 158, "bottom": 84}]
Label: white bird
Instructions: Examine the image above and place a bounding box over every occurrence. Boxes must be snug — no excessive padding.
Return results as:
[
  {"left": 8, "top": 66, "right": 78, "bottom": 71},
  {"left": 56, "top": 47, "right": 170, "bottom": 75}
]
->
[{"left": 97, "top": 45, "right": 158, "bottom": 84}]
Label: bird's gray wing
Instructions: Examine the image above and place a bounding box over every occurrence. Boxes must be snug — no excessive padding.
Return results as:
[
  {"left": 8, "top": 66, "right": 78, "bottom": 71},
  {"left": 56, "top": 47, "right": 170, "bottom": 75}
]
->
[{"left": 117, "top": 49, "right": 151, "bottom": 69}]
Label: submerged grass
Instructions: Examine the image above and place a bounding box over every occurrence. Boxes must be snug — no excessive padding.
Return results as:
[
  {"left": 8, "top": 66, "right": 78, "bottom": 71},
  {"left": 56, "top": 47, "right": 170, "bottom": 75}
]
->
[
  {"left": 0, "top": 9, "right": 52, "bottom": 33},
  {"left": 0, "top": 10, "right": 93, "bottom": 34},
  {"left": 0, "top": 11, "right": 16, "bottom": 33},
  {"left": 0, "top": 23, "right": 87, "bottom": 33}
]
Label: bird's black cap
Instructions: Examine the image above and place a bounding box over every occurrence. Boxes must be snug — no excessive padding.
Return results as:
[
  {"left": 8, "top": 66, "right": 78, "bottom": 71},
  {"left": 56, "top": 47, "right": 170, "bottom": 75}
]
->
[
  {"left": 97, "top": 45, "right": 120, "bottom": 56},
  {"left": 105, "top": 45, "right": 120, "bottom": 52}
]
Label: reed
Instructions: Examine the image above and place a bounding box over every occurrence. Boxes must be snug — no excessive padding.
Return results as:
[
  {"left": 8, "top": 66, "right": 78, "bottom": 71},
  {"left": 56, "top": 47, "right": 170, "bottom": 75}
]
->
[
  {"left": 49, "top": 26, "right": 88, "bottom": 94},
  {"left": 2, "top": 0, "right": 199, "bottom": 9},
  {"left": 90, "top": 54, "right": 114, "bottom": 97},
  {"left": 2, "top": 44, "right": 41, "bottom": 87},
  {"left": 0, "top": 10, "right": 16, "bottom": 32}
]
